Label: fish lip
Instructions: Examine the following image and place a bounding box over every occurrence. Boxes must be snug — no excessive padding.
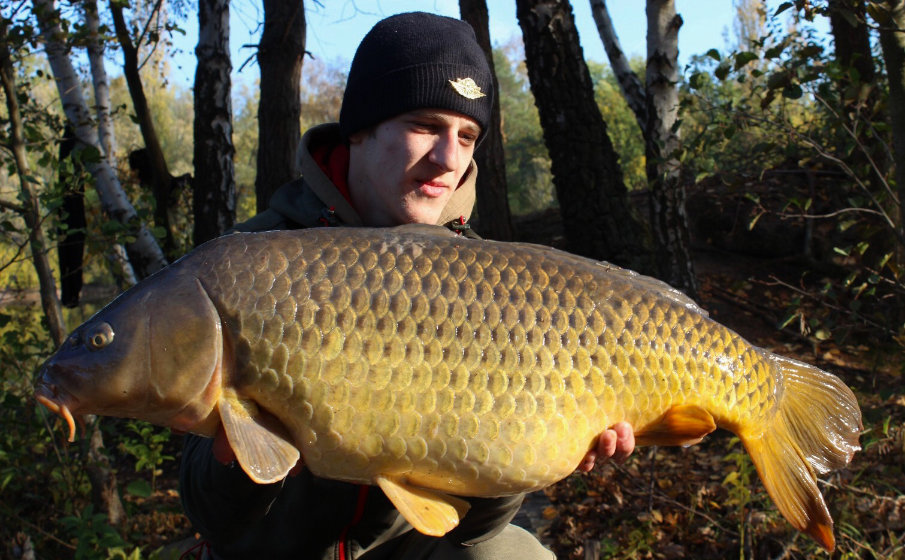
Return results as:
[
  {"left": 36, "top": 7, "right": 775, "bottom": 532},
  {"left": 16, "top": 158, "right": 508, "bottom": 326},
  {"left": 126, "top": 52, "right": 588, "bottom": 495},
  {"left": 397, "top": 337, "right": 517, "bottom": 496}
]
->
[{"left": 34, "top": 375, "right": 82, "bottom": 442}]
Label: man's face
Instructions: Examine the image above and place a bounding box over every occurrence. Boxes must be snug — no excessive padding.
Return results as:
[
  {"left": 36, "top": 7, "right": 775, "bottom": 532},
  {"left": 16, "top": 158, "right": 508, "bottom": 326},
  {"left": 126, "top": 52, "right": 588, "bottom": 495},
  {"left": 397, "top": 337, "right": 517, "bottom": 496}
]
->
[{"left": 347, "top": 109, "right": 481, "bottom": 226}]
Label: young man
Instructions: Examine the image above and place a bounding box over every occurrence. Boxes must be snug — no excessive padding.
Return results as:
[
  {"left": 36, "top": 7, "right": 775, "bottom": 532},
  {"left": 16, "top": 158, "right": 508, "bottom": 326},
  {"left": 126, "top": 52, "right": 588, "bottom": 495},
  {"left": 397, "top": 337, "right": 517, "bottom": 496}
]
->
[{"left": 179, "top": 12, "right": 634, "bottom": 559}]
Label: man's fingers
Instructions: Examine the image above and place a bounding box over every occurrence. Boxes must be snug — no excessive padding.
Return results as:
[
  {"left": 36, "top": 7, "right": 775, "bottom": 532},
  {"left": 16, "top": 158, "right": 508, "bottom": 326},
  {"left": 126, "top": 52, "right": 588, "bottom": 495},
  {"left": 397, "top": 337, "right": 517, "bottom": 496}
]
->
[
  {"left": 212, "top": 425, "right": 237, "bottom": 465},
  {"left": 610, "top": 421, "right": 635, "bottom": 464}
]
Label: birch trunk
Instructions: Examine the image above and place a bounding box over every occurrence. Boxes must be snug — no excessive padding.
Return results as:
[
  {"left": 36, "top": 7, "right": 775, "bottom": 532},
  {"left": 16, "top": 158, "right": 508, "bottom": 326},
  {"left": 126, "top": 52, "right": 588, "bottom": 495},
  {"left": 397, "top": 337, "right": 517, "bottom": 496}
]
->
[
  {"left": 516, "top": 0, "right": 652, "bottom": 269},
  {"left": 194, "top": 0, "right": 236, "bottom": 245},
  {"left": 459, "top": 0, "right": 515, "bottom": 241},
  {"left": 645, "top": 0, "right": 696, "bottom": 296},
  {"left": 82, "top": 1, "right": 137, "bottom": 289},
  {"left": 33, "top": 0, "right": 167, "bottom": 280},
  {"left": 589, "top": 0, "right": 647, "bottom": 130},
  {"left": 84, "top": 0, "right": 115, "bottom": 160},
  {"left": 255, "top": 0, "right": 305, "bottom": 212}
]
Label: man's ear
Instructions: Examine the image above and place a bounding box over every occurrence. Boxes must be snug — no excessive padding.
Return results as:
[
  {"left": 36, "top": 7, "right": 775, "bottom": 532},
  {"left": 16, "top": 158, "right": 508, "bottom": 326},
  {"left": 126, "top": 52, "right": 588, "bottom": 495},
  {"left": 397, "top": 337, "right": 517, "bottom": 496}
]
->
[{"left": 348, "top": 130, "right": 365, "bottom": 145}]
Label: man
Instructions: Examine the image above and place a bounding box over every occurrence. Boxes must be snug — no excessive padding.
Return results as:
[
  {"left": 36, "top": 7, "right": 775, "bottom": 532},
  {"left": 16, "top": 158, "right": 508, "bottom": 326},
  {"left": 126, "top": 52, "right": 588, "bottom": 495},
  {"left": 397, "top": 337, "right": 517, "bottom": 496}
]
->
[{"left": 180, "top": 12, "right": 634, "bottom": 559}]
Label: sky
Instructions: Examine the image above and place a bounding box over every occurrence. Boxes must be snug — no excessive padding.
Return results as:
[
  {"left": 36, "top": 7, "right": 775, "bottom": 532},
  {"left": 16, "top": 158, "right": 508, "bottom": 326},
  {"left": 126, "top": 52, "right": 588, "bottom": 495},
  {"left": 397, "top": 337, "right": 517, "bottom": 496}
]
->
[
  {"left": 164, "top": 1, "right": 741, "bottom": 91},
  {"left": 163, "top": 1, "right": 828, "bottom": 94}
]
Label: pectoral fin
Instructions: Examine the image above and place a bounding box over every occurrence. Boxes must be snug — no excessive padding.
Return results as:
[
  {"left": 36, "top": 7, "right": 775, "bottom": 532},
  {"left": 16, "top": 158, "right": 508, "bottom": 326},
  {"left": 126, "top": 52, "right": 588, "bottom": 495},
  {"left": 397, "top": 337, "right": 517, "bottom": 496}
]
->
[
  {"left": 219, "top": 390, "right": 300, "bottom": 484},
  {"left": 375, "top": 474, "right": 471, "bottom": 536},
  {"left": 635, "top": 404, "right": 717, "bottom": 447}
]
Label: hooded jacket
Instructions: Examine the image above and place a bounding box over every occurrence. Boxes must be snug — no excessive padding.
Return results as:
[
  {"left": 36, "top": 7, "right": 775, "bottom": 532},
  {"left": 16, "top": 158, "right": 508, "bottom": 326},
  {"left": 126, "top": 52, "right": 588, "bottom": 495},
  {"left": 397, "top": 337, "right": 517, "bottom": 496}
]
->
[{"left": 179, "top": 124, "right": 525, "bottom": 560}]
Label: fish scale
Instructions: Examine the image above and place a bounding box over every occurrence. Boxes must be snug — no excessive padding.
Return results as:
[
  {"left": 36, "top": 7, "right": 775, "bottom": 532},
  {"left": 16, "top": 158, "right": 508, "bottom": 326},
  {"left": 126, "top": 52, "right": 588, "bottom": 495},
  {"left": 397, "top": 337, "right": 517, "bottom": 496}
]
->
[
  {"left": 36, "top": 225, "right": 861, "bottom": 549},
  {"left": 201, "top": 229, "right": 772, "bottom": 494}
]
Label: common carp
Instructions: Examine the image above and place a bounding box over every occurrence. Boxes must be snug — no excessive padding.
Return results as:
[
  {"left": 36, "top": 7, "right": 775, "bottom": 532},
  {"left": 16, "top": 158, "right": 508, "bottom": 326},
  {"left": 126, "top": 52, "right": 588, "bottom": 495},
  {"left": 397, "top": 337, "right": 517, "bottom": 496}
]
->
[{"left": 35, "top": 225, "right": 861, "bottom": 550}]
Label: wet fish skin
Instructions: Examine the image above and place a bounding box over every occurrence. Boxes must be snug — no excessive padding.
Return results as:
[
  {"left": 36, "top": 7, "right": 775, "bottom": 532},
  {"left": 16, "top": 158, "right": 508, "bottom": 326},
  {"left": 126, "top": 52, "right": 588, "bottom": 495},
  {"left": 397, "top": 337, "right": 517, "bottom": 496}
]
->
[{"left": 35, "top": 225, "right": 861, "bottom": 550}]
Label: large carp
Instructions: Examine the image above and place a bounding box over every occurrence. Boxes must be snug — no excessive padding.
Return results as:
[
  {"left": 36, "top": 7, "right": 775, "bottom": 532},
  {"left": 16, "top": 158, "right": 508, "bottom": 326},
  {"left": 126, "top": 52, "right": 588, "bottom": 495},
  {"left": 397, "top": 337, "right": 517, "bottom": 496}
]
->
[{"left": 35, "top": 225, "right": 861, "bottom": 550}]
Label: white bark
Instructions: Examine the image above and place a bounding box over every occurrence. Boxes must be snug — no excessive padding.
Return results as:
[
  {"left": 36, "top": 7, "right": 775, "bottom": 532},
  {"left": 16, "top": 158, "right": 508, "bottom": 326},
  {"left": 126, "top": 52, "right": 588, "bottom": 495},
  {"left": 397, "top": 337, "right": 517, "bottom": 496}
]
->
[
  {"left": 33, "top": 0, "right": 167, "bottom": 279},
  {"left": 589, "top": 0, "right": 647, "bottom": 130},
  {"left": 83, "top": 0, "right": 116, "bottom": 161},
  {"left": 646, "top": 0, "right": 681, "bottom": 156},
  {"left": 82, "top": 0, "right": 136, "bottom": 286}
]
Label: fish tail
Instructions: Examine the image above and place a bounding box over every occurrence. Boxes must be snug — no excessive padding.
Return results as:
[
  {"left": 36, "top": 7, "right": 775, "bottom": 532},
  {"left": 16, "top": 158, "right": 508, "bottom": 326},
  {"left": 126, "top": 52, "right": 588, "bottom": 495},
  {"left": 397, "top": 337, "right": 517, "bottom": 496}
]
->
[{"left": 738, "top": 354, "right": 862, "bottom": 552}]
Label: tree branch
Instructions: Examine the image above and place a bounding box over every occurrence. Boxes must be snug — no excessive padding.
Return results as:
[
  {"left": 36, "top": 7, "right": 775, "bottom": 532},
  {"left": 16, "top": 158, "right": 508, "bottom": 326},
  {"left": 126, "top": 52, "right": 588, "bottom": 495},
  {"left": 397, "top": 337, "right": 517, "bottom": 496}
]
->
[{"left": 589, "top": 0, "right": 648, "bottom": 130}]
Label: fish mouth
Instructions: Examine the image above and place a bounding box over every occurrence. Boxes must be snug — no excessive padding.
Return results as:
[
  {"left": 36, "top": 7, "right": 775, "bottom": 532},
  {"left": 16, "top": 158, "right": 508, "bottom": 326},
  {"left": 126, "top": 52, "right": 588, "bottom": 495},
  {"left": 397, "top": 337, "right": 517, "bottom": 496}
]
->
[{"left": 35, "top": 382, "right": 80, "bottom": 442}]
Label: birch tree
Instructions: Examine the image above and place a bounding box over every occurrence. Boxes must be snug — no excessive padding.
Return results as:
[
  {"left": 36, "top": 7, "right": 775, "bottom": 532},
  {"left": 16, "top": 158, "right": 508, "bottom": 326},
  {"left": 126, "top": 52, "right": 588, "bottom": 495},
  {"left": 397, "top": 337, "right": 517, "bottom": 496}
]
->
[
  {"left": 32, "top": 0, "right": 167, "bottom": 280},
  {"left": 515, "top": 0, "right": 652, "bottom": 268},
  {"left": 591, "top": 0, "right": 696, "bottom": 295},
  {"left": 193, "top": 0, "right": 236, "bottom": 245}
]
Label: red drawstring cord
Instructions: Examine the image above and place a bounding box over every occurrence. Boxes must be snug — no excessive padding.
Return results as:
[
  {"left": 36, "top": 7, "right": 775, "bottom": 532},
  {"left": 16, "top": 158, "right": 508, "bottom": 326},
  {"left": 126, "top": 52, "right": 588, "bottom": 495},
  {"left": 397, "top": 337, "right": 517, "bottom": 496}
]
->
[
  {"left": 179, "top": 537, "right": 212, "bottom": 560},
  {"left": 337, "top": 485, "right": 370, "bottom": 560}
]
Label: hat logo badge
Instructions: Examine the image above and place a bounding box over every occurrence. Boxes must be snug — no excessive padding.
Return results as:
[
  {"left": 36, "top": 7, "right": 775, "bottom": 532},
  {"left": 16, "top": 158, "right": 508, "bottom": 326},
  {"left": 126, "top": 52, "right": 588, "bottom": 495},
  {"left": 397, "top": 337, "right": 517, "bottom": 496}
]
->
[{"left": 449, "top": 77, "right": 486, "bottom": 100}]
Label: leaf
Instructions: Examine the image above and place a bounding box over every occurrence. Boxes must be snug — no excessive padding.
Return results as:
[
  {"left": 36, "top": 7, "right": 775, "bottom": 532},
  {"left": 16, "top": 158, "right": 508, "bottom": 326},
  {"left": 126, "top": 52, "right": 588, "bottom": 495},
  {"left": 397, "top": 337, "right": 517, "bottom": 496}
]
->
[
  {"left": 714, "top": 63, "right": 730, "bottom": 81},
  {"left": 734, "top": 51, "right": 758, "bottom": 70},
  {"left": 126, "top": 479, "right": 152, "bottom": 498},
  {"left": 705, "top": 48, "right": 721, "bottom": 62},
  {"left": 774, "top": 2, "right": 794, "bottom": 16},
  {"left": 782, "top": 83, "right": 803, "bottom": 99}
]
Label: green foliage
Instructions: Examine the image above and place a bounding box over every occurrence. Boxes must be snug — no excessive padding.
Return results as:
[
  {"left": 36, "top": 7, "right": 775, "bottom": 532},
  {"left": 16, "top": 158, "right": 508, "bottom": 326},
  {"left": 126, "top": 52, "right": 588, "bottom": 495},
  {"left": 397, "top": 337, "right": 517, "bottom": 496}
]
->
[
  {"left": 494, "top": 42, "right": 555, "bottom": 215},
  {"left": 118, "top": 421, "right": 174, "bottom": 493},
  {"left": 589, "top": 58, "right": 646, "bottom": 192},
  {"left": 682, "top": 2, "right": 905, "bottom": 348}
]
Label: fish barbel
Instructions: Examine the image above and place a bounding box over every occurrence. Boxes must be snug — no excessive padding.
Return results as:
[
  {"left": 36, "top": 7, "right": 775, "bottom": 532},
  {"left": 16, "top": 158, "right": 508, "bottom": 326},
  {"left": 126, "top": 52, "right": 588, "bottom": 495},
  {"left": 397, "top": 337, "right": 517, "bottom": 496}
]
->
[{"left": 35, "top": 225, "right": 861, "bottom": 550}]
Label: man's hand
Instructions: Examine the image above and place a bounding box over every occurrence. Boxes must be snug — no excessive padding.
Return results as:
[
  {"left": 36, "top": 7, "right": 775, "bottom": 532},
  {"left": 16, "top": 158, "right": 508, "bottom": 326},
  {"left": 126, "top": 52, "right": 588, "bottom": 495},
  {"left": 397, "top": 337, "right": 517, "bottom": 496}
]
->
[{"left": 577, "top": 422, "right": 635, "bottom": 473}]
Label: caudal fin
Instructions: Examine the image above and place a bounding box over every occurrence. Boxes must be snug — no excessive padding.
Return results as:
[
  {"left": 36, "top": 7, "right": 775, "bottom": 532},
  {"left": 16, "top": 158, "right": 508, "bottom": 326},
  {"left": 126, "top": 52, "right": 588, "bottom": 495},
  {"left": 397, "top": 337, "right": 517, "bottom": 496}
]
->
[{"left": 739, "top": 354, "right": 861, "bottom": 551}]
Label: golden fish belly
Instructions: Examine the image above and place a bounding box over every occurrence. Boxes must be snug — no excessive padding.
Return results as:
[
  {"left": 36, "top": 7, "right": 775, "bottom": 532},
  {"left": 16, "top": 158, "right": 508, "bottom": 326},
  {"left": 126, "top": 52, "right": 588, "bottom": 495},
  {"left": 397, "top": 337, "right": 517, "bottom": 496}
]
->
[{"left": 205, "top": 228, "right": 779, "bottom": 496}]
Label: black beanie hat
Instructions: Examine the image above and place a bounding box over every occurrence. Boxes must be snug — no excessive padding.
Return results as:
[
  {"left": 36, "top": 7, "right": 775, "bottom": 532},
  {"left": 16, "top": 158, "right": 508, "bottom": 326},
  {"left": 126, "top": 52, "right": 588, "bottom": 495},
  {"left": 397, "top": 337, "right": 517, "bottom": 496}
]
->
[{"left": 339, "top": 12, "right": 493, "bottom": 142}]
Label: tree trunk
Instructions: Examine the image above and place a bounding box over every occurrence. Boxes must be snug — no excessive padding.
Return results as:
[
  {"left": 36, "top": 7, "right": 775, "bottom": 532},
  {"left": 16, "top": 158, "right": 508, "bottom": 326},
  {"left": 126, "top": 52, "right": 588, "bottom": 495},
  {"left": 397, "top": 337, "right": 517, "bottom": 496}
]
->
[
  {"left": 84, "top": 0, "right": 116, "bottom": 160},
  {"left": 110, "top": 1, "right": 181, "bottom": 258},
  {"left": 255, "top": 0, "right": 305, "bottom": 213},
  {"left": 57, "top": 126, "right": 87, "bottom": 308},
  {"left": 516, "top": 0, "right": 651, "bottom": 269},
  {"left": 194, "top": 0, "right": 236, "bottom": 246},
  {"left": 0, "top": 21, "right": 67, "bottom": 346},
  {"left": 459, "top": 0, "right": 515, "bottom": 241},
  {"left": 33, "top": 0, "right": 167, "bottom": 280},
  {"left": 645, "top": 0, "right": 696, "bottom": 295},
  {"left": 589, "top": 0, "right": 647, "bottom": 131},
  {"left": 829, "top": 0, "right": 876, "bottom": 101},
  {"left": 878, "top": 0, "right": 905, "bottom": 257}
]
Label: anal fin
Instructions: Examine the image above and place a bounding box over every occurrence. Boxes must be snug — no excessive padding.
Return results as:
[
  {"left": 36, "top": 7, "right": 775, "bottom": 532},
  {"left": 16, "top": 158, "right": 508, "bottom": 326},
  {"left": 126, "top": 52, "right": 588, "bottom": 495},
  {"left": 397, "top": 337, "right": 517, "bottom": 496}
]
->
[
  {"left": 635, "top": 404, "right": 717, "bottom": 447},
  {"left": 219, "top": 389, "right": 300, "bottom": 484},
  {"left": 375, "top": 474, "right": 471, "bottom": 537}
]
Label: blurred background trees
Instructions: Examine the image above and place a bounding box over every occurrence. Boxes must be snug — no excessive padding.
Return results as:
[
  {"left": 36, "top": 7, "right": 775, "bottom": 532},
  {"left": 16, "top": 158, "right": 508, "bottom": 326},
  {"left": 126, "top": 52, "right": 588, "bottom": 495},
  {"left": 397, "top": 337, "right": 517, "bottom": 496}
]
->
[{"left": 1, "top": 0, "right": 905, "bottom": 557}]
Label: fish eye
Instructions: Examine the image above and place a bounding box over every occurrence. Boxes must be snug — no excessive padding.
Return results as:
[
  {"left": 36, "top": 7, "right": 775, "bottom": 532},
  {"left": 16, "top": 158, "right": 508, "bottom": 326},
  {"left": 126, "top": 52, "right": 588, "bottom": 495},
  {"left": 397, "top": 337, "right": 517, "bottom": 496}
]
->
[{"left": 84, "top": 322, "right": 114, "bottom": 351}]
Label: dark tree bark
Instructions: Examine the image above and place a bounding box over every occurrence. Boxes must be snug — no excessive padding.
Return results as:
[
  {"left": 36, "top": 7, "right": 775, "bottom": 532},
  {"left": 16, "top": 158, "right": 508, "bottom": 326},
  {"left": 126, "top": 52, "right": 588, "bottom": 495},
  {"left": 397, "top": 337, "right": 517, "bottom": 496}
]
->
[
  {"left": 645, "top": 0, "right": 696, "bottom": 296},
  {"left": 459, "top": 0, "right": 514, "bottom": 241},
  {"left": 877, "top": 0, "right": 905, "bottom": 256},
  {"left": 194, "top": 0, "right": 236, "bottom": 245},
  {"left": 110, "top": 1, "right": 183, "bottom": 259},
  {"left": 515, "top": 0, "right": 651, "bottom": 269},
  {"left": 255, "top": 0, "right": 305, "bottom": 212},
  {"left": 58, "top": 126, "right": 86, "bottom": 308},
  {"left": 829, "top": 0, "right": 876, "bottom": 102}
]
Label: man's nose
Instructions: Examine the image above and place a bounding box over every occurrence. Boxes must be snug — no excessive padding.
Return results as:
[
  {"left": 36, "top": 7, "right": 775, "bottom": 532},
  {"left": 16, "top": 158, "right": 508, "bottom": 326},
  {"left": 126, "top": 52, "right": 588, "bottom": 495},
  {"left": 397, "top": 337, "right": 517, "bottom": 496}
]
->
[{"left": 428, "top": 130, "right": 458, "bottom": 172}]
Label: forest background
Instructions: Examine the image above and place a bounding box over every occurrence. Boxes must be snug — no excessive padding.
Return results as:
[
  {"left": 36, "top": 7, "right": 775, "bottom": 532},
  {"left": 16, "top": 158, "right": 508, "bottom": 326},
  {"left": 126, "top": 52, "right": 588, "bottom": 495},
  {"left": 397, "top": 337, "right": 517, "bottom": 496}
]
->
[{"left": 1, "top": 0, "right": 905, "bottom": 558}]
